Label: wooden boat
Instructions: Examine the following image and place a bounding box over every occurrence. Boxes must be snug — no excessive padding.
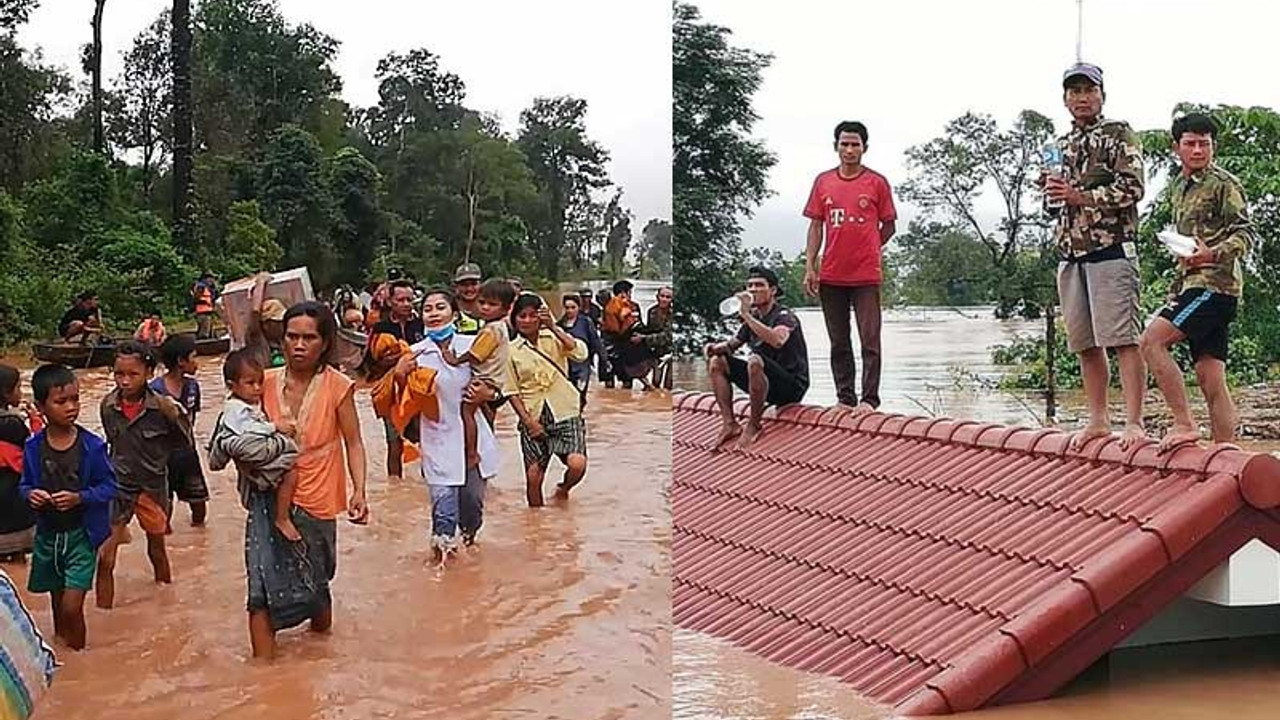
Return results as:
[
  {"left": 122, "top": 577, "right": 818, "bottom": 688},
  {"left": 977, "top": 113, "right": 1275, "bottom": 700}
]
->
[{"left": 32, "top": 334, "right": 231, "bottom": 368}]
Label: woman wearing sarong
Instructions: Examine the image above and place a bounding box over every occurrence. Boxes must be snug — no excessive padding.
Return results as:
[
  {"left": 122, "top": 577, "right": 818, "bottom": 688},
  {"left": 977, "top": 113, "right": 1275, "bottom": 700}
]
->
[
  {"left": 249, "top": 301, "right": 368, "bottom": 658},
  {"left": 395, "top": 289, "right": 500, "bottom": 564},
  {"left": 505, "top": 294, "right": 590, "bottom": 507}
]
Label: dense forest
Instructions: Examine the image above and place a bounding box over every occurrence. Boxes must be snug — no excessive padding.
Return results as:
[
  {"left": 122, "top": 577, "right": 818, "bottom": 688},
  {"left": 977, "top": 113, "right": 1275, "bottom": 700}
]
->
[{"left": 0, "top": 0, "right": 672, "bottom": 343}]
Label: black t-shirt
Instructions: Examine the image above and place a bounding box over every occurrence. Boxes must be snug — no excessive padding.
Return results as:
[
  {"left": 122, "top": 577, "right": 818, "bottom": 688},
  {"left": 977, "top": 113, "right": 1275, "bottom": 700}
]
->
[
  {"left": 0, "top": 413, "right": 35, "bottom": 534},
  {"left": 58, "top": 305, "right": 95, "bottom": 338},
  {"left": 735, "top": 303, "right": 810, "bottom": 386},
  {"left": 40, "top": 436, "right": 84, "bottom": 532},
  {"left": 371, "top": 317, "right": 425, "bottom": 345}
]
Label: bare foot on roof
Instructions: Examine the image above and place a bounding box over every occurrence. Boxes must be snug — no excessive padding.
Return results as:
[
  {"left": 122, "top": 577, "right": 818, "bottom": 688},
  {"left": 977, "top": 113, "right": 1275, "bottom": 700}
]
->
[
  {"left": 714, "top": 421, "right": 742, "bottom": 449},
  {"left": 1068, "top": 425, "right": 1112, "bottom": 452},
  {"left": 1117, "top": 423, "right": 1147, "bottom": 451},
  {"left": 739, "top": 421, "right": 763, "bottom": 448},
  {"left": 1158, "top": 426, "right": 1201, "bottom": 454}
]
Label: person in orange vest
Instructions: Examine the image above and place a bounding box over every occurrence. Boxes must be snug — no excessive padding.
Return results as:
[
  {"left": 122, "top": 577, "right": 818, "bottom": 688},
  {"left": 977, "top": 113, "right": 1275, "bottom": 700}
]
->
[
  {"left": 133, "top": 310, "right": 167, "bottom": 346},
  {"left": 190, "top": 272, "right": 219, "bottom": 340}
]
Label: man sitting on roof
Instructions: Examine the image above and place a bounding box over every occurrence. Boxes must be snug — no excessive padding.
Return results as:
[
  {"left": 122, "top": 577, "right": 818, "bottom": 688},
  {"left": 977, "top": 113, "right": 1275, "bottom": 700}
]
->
[{"left": 704, "top": 266, "right": 810, "bottom": 449}]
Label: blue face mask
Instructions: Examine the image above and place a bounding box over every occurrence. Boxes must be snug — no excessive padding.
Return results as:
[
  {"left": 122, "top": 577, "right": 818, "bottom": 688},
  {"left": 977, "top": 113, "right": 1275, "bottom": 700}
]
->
[{"left": 426, "top": 323, "right": 456, "bottom": 342}]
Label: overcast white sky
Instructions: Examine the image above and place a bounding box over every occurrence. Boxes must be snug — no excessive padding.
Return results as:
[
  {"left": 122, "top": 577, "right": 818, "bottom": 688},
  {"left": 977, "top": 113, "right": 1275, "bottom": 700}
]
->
[
  {"left": 18, "top": 0, "right": 672, "bottom": 235},
  {"left": 691, "top": 0, "right": 1280, "bottom": 256}
]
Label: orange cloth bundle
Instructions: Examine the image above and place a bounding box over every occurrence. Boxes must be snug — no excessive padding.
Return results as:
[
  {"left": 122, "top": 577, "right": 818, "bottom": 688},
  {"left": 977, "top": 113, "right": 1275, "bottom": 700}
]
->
[
  {"left": 367, "top": 333, "right": 439, "bottom": 434},
  {"left": 602, "top": 295, "right": 638, "bottom": 336}
]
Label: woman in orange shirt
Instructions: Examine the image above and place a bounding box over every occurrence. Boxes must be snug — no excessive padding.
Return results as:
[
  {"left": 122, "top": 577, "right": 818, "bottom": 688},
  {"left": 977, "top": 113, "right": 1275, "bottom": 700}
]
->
[{"left": 249, "top": 301, "right": 369, "bottom": 659}]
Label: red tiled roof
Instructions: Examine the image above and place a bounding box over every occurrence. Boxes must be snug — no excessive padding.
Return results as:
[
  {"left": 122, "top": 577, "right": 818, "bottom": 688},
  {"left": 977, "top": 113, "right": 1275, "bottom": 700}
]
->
[{"left": 673, "top": 392, "right": 1280, "bottom": 715}]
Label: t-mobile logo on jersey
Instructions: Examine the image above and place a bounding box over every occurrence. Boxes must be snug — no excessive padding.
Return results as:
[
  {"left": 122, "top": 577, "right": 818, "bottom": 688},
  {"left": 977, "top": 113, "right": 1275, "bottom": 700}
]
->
[{"left": 829, "top": 207, "right": 845, "bottom": 225}]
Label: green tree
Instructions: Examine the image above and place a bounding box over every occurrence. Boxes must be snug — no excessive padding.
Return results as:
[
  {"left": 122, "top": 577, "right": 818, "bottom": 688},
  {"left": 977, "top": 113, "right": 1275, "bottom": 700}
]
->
[
  {"left": 602, "top": 189, "right": 632, "bottom": 279},
  {"left": 673, "top": 2, "right": 776, "bottom": 345},
  {"left": 0, "top": 35, "right": 73, "bottom": 192},
  {"left": 0, "top": 0, "right": 38, "bottom": 31},
  {"left": 636, "top": 218, "right": 672, "bottom": 279},
  {"left": 257, "top": 124, "right": 333, "bottom": 279},
  {"left": 366, "top": 48, "right": 467, "bottom": 146},
  {"left": 22, "top": 150, "right": 123, "bottom": 256},
  {"left": 889, "top": 221, "right": 998, "bottom": 306},
  {"left": 219, "top": 199, "right": 280, "bottom": 279},
  {"left": 172, "top": 0, "right": 195, "bottom": 254},
  {"left": 193, "top": 0, "right": 344, "bottom": 155},
  {"left": 326, "top": 146, "right": 382, "bottom": 286},
  {"left": 899, "top": 110, "right": 1056, "bottom": 303},
  {"left": 518, "top": 95, "right": 610, "bottom": 281},
  {"left": 901, "top": 110, "right": 1061, "bottom": 417},
  {"left": 0, "top": 188, "right": 20, "bottom": 257},
  {"left": 109, "top": 12, "right": 170, "bottom": 202},
  {"left": 460, "top": 122, "right": 537, "bottom": 265}
]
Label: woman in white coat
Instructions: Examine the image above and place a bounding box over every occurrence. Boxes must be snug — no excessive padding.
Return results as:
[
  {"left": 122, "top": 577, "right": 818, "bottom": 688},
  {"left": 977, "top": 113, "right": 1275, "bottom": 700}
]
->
[{"left": 395, "top": 288, "right": 500, "bottom": 564}]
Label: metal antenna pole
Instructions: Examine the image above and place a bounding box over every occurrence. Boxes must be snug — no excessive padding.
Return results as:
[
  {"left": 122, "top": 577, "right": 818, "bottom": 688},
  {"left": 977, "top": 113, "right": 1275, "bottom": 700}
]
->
[{"left": 1076, "top": 0, "right": 1083, "bottom": 62}]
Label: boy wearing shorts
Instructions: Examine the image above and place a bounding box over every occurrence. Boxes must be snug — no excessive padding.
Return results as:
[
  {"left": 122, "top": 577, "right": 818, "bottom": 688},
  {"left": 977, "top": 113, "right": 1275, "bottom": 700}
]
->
[
  {"left": 21, "top": 364, "right": 117, "bottom": 649},
  {"left": 442, "top": 278, "right": 515, "bottom": 467},
  {"left": 97, "top": 341, "right": 193, "bottom": 609}
]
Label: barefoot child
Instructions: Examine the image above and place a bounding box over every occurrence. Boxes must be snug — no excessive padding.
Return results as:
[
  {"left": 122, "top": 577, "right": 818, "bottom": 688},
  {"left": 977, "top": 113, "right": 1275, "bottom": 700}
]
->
[
  {"left": 0, "top": 365, "right": 39, "bottom": 562},
  {"left": 150, "top": 335, "right": 211, "bottom": 525},
  {"left": 207, "top": 350, "right": 301, "bottom": 542},
  {"left": 20, "top": 364, "right": 117, "bottom": 649},
  {"left": 440, "top": 278, "right": 515, "bottom": 467},
  {"left": 96, "top": 341, "right": 192, "bottom": 608}
]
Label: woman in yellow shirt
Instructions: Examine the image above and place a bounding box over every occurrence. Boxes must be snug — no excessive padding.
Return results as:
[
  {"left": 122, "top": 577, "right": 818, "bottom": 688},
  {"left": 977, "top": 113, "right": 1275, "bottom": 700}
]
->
[{"left": 504, "top": 294, "right": 590, "bottom": 507}]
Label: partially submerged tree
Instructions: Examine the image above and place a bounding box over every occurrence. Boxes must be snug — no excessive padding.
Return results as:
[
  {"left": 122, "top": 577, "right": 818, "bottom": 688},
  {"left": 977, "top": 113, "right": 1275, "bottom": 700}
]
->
[{"left": 901, "top": 110, "right": 1060, "bottom": 419}]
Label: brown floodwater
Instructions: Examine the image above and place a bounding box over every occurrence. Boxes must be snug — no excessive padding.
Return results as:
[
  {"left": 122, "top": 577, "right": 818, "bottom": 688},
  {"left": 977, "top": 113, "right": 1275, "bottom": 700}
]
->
[
  {"left": 8, "top": 357, "right": 671, "bottom": 720},
  {"left": 674, "top": 306, "right": 1280, "bottom": 719}
]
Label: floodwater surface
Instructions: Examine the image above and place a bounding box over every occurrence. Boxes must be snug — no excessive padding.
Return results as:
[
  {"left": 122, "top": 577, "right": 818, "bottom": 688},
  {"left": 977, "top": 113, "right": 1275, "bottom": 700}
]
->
[
  {"left": 674, "top": 306, "right": 1280, "bottom": 720},
  {"left": 10, "top": 359, "right": 671, "bottom": 720}
]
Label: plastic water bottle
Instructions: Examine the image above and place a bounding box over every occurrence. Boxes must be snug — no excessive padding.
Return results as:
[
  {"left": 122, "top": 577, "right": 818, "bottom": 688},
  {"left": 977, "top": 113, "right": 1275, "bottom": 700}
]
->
[{"left": 1042, "top": 142, "right": 1065, "bottom": 209}]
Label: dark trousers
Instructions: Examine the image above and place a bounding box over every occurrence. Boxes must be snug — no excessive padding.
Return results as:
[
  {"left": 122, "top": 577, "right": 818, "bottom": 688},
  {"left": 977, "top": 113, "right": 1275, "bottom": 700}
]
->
[
  {"left": 196, "top": 313, "right": 214, "bottom": 339},
  {"left": 818, "top": 283, "right": 883, "bottom": 408},
  {"left": 599, "top": 339, "right": 616, "bottom": 385}
]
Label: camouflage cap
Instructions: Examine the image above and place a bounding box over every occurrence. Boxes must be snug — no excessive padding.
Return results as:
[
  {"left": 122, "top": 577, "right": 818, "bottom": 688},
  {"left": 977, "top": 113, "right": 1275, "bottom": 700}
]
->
[
  {"left": 453, "top": 263, "right": 482, "bottom": 282},
  {"left": 1062, "top": 62, "right": 1103, "bottom": 88}
]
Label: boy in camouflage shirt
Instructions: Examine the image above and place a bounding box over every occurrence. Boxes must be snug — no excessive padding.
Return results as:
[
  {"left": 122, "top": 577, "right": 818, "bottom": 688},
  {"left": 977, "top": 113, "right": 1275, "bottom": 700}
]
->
[
  {"left": 1139, "top": 113, "right": 1253, "bottom": 451},
  {"left": 1044, "top": 62, "right": 1148, "bottom": 451}
]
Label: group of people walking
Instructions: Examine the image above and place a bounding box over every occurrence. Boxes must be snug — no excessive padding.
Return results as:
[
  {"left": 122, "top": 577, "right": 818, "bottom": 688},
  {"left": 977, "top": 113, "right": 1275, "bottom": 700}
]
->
[
  {"left": 708, "top": 61, "right": 1254, "bottom": 454},
  {"left": 0, "top": 261, "right": 677, "bottom": 659}
]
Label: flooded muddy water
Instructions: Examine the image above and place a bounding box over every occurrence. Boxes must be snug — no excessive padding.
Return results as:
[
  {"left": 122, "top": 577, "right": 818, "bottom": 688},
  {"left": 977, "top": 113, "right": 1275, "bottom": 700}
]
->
[
  {"left": 674, "top": 306, "right": 1280, "bottom": 719},
  {"left": 8, "top": 357, "right": 671, "bottom": 720},
  {"left": 676, "top": 306, "right": 1046, "bottom": 426}
]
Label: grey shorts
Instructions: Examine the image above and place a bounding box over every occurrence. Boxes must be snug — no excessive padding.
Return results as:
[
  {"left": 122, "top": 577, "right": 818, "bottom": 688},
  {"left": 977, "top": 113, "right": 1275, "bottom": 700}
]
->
[{"left": 1057, "top": 255, "right": 1141, "bottom": 352}]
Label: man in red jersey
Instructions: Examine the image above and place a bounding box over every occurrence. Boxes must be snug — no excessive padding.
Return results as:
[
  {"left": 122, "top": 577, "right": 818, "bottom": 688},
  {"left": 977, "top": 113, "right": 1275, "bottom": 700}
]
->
[{"left": 802, "top": 121, "right": 897, "bottom": 415}]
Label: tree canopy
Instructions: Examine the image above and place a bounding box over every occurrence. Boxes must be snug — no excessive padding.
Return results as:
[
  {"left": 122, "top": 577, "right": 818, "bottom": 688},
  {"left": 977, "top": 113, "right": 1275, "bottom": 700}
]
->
[{"left": 0, "top": 0, "right": 666, "bottom": 343}]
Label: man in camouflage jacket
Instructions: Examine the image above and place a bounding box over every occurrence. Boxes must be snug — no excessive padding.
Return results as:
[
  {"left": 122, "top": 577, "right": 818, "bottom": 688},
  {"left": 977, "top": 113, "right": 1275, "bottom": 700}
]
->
[
  {"left": 1139, "top": 112, "right": 1253, "bottom": 451},
  {"left": 1043, "top": 63, "right": 1147, "bottom": 451}
]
